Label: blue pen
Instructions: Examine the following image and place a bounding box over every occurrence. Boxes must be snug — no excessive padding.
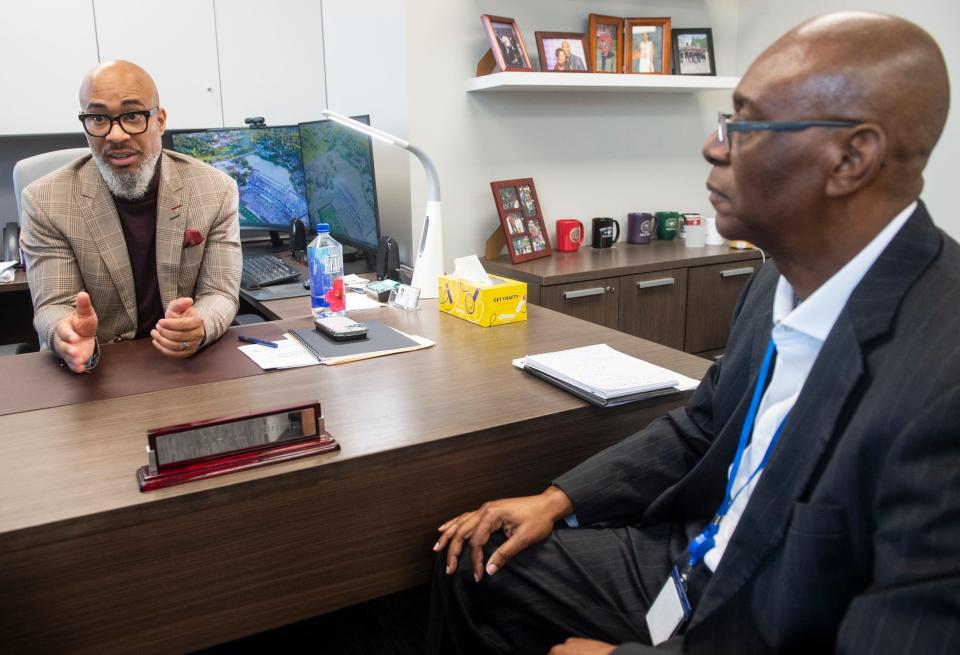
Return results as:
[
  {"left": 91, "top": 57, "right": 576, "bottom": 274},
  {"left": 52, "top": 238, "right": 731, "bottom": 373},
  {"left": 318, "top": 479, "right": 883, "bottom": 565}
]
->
[{"left": 238, "top": 335, "right": 279, "bottom": 349}]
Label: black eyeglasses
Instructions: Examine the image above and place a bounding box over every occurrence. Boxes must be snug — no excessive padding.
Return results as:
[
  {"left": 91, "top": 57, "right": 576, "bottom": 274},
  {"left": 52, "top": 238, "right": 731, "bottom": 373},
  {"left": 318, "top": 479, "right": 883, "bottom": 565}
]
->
[
  {"left": 77, "top": 107, "right": 159, "bottom": 137},
  {"left": 716, "top": 112, "right": 861, "bottom": 154}
]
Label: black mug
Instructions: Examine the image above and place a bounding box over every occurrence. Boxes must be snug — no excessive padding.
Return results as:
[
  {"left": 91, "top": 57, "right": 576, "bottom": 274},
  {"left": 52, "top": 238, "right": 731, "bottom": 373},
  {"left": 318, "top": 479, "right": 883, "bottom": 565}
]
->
[{"left": 591, "top": 217, "right": 620, "bottom": 248}]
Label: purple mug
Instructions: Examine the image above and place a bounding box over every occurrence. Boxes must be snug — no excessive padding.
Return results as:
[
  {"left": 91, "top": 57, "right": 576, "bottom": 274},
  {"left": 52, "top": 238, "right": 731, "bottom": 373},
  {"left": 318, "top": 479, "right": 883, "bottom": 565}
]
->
[{"left": 627, "top": 213, "right": 655, "bottom": 244}]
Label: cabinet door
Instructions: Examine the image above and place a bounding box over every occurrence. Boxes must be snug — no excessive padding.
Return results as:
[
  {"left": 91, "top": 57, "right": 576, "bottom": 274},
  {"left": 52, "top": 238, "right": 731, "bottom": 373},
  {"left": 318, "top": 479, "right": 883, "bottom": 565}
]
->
[
  {"left": 540, "top": 278, "right": 618, "bottom": 329},
  {"left": 685, "top": 260, "right": 760, "bottom": 353},
  {"left": 618, "top": 268, "right": 687, "bottom": 350},
  {"left": 215, "top": 0, "right": 327, "bottom": 127},
  {"left": 94, "top": 0, "right": 223, "bottom": 130},
  {"left": 0, "top": 1, "right": 99, "bottom": 135}
]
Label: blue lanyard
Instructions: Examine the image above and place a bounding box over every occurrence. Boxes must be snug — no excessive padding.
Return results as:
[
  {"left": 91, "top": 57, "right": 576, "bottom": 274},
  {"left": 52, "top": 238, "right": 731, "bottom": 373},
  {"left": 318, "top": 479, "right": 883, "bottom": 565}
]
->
[{"left": 685, "top": 338, "right": 789, "bottom": 573}]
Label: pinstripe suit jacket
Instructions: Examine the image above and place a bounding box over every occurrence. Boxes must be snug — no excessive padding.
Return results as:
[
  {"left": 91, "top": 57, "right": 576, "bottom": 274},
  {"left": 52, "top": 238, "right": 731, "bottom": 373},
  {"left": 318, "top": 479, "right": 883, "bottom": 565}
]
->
[
  {"left": 19, "top": 150, "right": 241, "bottom": 350},
  {"left": 556, "top": 202, "right": 960, "bottom": 654}
]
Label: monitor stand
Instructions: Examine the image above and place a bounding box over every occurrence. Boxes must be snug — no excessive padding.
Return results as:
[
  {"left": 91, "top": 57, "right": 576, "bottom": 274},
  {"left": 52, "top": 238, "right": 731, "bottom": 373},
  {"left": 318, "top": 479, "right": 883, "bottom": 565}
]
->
[{"left": 269, "top": 231, "right": 284, "bottom": 251}]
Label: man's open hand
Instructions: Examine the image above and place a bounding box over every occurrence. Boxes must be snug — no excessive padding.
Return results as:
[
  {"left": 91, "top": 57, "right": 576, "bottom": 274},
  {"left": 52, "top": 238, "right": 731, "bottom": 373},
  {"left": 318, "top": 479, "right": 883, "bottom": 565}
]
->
[
  {"left": 54, "top": 291, "right": 98, "bottom": 373},
  {"left": 150, "top": 297, "right": 205, "bottom": 358}
]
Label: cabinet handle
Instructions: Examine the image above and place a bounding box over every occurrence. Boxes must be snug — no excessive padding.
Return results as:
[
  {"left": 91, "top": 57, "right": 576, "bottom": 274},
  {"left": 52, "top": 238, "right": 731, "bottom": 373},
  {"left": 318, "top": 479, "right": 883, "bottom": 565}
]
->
[
  {"left": 720, "top": 267, "right": 755, "bottom": 278},
  {"left": 637, "top": 277, "right": 675, "bottom": 289},
  {"left": 563, "top": 287, "right": 606, "bottom": 300}
]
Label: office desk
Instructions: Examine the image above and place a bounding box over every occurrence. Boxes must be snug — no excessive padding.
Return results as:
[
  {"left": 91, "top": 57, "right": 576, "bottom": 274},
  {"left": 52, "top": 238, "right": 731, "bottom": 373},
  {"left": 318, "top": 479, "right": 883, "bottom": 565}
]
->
[{"left": 0, "top": 301, "right": 710, "bottom": 653}]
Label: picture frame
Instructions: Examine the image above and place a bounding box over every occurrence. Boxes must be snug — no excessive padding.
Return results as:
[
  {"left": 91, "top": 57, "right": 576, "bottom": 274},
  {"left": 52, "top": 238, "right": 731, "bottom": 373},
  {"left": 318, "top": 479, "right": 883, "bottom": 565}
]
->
[
  {"left": 624, "top": 17, "right": 671, "bottom": 75},
  {"left": 481, "top": 15, "right": 533, "bottom": 72},
  {"left": 490, "top": 178, "right": 552, "bottom": 264},
  {"left": 588, "top": 14, "right": 623, "bottom": 73},
  {"left": 535, "top": 31, "right": 589, "bottom": 72},
  {"left": 672, "top": 28, "right": 716, "bottom": 76}
]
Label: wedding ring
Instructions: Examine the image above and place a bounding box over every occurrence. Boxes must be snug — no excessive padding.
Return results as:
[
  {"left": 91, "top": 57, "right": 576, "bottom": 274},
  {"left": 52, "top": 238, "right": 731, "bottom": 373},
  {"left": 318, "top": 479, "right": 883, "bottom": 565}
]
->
[{"left": 180, "top": 341, "right": 189, "bottom": 351}]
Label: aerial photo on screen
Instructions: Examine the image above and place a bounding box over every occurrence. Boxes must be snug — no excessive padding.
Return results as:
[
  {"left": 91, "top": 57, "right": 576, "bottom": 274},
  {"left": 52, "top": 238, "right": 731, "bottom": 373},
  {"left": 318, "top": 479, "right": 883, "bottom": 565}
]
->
[
  {"left": 172, "top": 127, "right": 308, "bottom": 228},
  {"left": 301, "top": 117, "right": 379, "bottom": 249}
]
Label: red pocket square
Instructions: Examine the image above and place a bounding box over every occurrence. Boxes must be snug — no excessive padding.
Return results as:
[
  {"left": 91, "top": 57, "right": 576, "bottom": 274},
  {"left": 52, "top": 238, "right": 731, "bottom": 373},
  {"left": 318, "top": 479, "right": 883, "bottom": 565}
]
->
[{"left": 183, "top": 229, "right": 204, "bottom": 247}]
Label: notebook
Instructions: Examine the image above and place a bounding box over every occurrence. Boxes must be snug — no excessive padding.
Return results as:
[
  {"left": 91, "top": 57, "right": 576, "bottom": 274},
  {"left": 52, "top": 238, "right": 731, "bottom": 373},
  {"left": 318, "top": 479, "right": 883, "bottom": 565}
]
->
[
  {"left": 514, "top": 344, "right": 699, "bottom": 407},
  {"left": 286, "top": 320, "right": 432, "bottom": 365}
]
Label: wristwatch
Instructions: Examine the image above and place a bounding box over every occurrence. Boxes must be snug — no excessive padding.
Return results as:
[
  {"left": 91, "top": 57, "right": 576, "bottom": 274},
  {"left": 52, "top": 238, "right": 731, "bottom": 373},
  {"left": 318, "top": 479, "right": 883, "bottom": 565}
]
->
[{"left": 83, "top": 338, "right": 101, "bottom": 373}]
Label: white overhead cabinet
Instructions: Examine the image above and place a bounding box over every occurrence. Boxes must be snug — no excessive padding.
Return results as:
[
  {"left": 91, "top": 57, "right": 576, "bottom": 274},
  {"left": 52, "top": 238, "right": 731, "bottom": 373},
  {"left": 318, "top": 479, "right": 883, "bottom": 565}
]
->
[
  {"left": 0, "top": 1, "right": 99, "bottom": 135},
  {"left": 1, "top": 0, "right": 328, "bottom": 134},
  {"left": 94, "top": 0, "right": 224, "bottom": 130},
  {"left": 215, "top": 0, "right": 328, "bottom": 127}
]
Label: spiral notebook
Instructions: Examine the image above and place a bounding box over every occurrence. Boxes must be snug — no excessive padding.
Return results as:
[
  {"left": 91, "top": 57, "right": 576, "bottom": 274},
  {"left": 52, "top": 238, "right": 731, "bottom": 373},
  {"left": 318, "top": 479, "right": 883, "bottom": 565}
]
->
[{"left": 286, "top": 320, "right": 432, "bottom": 365}]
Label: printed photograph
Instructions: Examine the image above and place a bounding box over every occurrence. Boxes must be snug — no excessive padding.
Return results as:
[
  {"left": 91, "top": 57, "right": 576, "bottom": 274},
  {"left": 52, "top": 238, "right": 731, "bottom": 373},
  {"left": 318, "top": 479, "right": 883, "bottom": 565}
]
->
[
  {"left": 518, "top": 185, "right": 537, "bottom": 216},
  {"left": 673, "top": 28, "right": 716, "bottom": 76},
  {"left": 499, "top": 186, "right": 520, "bottom": 211},
  {"left": 513, "top": 236, "right": 534, "bottom": 255},
  {"left": 482, "top": 15, "right": 532, "bottom": 71},
  {"left": 527, "top": 220, "right": 546, "bottom": 251},
  {"left": 589, "top": 15, "right": 623, "bottom": 73},
  {"left": 507, "top": 212, "right": 525, "bottom": 235},
  {"left": 626, "top": 19, "right": 671, "bottom": 74},
  {"left": 536, "top": 33, "right": 588, "bottom": 72}
]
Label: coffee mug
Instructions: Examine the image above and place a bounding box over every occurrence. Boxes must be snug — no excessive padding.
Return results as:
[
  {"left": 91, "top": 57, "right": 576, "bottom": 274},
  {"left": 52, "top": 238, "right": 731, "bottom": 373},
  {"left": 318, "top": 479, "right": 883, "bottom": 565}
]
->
[
  {"left": 591, "top": 217, "right": 620, "bottom": 249},
  {"left": 555, "top": 219, "right": 585, "bottom": 252},
  {"left": 655, "top": 212, "right": 680, "bottom": 241},
  {"left": 627, "top": 212, "right": 655, "bottom": 244}
]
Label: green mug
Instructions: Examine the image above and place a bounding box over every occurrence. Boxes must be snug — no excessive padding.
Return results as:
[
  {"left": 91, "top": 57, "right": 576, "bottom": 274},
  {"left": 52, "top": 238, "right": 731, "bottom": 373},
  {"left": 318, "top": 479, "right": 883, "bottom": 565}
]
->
[{"left": 655, "top": 212, "right": 680, "bottom": 241}]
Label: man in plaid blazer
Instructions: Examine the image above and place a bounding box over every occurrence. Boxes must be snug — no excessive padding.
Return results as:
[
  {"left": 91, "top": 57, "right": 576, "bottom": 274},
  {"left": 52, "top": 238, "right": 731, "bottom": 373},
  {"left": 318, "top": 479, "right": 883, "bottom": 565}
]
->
[
  {"left": 20, "top": 60, "right": 240, "bottom": 372},
  {"left": 432, "top": 13, "right": 958, "bottom": 655}
]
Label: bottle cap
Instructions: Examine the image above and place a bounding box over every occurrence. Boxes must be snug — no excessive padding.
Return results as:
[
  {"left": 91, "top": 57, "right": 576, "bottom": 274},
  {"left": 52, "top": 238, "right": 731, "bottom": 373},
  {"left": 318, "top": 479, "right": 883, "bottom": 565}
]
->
[{"left": 317, "top": 223, "right": 330, "bottom": 233}]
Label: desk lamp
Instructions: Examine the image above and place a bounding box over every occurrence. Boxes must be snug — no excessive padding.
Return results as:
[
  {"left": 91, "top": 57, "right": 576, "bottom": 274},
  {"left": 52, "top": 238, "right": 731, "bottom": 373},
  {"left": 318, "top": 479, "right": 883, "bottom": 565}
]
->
[{"left": 320, "top": 109, "right": 444, "bottom": 299}]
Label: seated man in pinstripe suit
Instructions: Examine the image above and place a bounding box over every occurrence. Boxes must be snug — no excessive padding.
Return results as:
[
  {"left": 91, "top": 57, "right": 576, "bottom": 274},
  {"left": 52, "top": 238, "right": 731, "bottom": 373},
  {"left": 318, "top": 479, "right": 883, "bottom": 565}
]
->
[
  {"left": 432, "top": 12, "right": 958, "bottom": 655},
  {"left": 19, "top": 60, "right": 241, "bottom": 373}
]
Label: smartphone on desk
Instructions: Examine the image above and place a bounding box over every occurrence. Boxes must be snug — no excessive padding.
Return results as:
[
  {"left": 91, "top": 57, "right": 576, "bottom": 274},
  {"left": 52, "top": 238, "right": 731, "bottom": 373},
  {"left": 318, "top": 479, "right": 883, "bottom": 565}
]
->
[{"left": 314, "top": 316, "right": 368, "bottom": 341}]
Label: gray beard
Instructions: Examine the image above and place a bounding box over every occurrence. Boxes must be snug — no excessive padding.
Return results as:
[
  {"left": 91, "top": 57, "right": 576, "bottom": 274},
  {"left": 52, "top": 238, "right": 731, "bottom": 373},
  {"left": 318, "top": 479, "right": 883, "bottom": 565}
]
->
[{"left": 94, "top": 150, "right": 161, "bottom": 200}]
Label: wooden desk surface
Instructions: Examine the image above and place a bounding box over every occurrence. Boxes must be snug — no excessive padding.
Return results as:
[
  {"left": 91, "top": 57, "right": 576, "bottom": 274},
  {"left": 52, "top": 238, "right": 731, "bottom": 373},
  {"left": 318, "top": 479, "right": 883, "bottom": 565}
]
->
[
  {"left": 0, "top": 270, "right": 28, "bottom": 294},
  {"left": 484, "top": 240, "right": 762, "bottom": 286},
  {"left": 0, "top": 301, "right": 710, "bottom": 653}
]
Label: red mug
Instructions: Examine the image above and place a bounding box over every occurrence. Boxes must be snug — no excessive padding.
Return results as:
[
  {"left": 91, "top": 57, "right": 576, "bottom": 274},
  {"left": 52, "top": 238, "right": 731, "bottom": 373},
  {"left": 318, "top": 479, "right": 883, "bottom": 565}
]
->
[{"left": 555, "top": 219, "right": 585, "bottom": 252}]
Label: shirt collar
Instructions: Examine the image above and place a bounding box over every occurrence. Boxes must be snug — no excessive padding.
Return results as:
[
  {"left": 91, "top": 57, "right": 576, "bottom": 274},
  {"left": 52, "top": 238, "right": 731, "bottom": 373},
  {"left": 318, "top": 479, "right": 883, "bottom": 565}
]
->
[{"left": 772, "top": 201, "right": 917, "bottom": 341}]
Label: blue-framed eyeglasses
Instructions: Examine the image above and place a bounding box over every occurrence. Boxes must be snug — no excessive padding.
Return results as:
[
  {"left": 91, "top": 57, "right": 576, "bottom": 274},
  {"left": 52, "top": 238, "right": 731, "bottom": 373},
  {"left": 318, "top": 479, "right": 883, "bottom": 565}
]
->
[{"left": 716, "top": 112, "right": 861, "bottom": 153}]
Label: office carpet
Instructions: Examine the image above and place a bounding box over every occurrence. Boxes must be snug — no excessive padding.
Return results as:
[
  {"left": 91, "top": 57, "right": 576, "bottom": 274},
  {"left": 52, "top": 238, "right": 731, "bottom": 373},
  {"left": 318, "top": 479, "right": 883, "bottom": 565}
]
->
[{"left": 198, "top": 584, "right": 430, "bottom": 654}]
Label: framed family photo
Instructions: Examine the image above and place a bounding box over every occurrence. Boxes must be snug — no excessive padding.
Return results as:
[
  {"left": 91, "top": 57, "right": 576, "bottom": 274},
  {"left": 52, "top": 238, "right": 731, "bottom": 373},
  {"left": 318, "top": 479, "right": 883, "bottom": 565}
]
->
[
  {"left": 588, "top": 14, "right": 623, "bottom": 73},
  {"left": 481, "top": 15, "right": 533, "bottom": 72},
  {"left": 672, "top": 28, "right": 717, "bottom": 76},
  {"left": 625, "top": 18, "right": 671, "bottom": 74},
  {"left": 535, "top": 32, "right": 589, "bottom": 72},
  {"left": 490, "top": 178, "right": 552, "bottom": 264}
]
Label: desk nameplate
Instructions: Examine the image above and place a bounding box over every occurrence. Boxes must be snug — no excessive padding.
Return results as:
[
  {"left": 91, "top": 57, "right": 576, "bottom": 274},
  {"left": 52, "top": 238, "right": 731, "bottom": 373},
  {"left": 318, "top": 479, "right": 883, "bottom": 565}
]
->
[{"left": 137, "top": 402, "right": 338, "bottom": 491}]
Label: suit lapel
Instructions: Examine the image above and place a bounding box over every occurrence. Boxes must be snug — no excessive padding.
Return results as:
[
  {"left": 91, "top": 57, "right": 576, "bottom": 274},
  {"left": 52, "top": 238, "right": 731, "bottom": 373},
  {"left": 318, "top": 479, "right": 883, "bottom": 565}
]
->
[
  {"left": 155, "top": 152, "right": 186, "bottom": 310},
  {"left": 689, "top": 202, "right": 942, "bottom": 630},
  {"left": 79, "top": 159, "right": 137, "bottom": 330}
]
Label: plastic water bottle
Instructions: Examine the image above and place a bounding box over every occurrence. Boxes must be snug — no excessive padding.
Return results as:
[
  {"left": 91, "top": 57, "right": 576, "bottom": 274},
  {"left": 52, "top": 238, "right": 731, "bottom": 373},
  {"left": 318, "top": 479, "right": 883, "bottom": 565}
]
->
[{"left": 307, "top": 223, "right": 346, "bottom": 319}]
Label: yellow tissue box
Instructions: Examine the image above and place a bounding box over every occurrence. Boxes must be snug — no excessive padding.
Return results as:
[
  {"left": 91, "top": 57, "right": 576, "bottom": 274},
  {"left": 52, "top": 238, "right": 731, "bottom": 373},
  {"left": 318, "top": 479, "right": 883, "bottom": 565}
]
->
[{"left": 438, "top": 274, "right": 528, "bottom": 327}]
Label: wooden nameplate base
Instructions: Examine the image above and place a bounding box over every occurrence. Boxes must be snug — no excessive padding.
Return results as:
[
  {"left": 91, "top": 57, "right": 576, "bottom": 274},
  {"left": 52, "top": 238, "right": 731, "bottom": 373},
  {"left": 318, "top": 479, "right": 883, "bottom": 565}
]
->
[{"left": 137, "top": 402, "right": 338, "bottom": 491}]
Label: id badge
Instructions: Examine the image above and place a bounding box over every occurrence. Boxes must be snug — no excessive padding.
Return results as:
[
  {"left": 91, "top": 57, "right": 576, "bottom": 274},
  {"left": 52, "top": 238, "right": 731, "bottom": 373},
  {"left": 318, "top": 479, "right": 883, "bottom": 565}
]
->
[{"left": 645, "top": 566, "right": 693, "bottom": 646}]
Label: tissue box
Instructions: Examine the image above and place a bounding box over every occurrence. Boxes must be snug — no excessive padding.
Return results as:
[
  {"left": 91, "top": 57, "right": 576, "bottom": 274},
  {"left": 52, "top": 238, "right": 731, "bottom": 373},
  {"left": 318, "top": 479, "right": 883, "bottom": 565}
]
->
[{"left": 438, "top": 274, "right": 527, "bottom": 327}]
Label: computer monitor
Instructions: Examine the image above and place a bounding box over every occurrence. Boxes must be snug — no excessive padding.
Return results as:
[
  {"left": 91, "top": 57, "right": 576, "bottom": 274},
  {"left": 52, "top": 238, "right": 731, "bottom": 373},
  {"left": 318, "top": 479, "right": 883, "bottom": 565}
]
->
[
  {"left": 171, "top": 126, "right": 308, "bottom": 235},
  {"left": 299, "top": 115, "right": 381, "bottom": 256}
]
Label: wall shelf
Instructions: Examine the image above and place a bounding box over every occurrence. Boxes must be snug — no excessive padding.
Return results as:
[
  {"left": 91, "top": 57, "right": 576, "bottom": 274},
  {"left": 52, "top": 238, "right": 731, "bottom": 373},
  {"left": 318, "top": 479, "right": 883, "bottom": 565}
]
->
[{"left": 467, "top": 72, "right": 739, "bottom": 94}]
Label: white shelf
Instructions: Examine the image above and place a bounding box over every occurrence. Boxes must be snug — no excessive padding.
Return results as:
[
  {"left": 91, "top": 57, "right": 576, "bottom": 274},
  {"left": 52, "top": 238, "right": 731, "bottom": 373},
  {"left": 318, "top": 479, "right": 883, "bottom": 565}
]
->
[{"left": 467, "top": 72, "right": 739, "bottom": 93}]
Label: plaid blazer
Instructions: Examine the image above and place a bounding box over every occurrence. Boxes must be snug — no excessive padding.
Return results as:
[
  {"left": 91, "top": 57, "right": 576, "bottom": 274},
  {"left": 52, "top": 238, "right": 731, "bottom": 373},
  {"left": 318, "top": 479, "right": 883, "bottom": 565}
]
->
[{"left": 19, "top": 150, "right": 241, "bottom": 350}]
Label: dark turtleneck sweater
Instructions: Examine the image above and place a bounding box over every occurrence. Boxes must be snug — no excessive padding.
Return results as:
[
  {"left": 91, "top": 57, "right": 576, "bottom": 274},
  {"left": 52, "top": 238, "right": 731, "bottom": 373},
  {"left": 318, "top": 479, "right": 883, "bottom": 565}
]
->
[{"left": 111, "top": 160, "right": 164, "bottom": 339}]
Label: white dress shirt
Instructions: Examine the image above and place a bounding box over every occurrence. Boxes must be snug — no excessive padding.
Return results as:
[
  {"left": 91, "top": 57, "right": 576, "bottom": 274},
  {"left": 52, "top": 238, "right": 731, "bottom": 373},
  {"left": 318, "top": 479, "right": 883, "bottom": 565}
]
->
[{"left": 703, "top": 201, "right": 917, "bottom": 571}]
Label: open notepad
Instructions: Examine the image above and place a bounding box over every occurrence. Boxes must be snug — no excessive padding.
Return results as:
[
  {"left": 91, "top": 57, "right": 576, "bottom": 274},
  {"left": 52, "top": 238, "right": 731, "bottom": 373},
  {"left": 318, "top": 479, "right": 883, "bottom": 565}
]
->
[{"left": 514, "top": 344, "right": 700, "bottom": 407}]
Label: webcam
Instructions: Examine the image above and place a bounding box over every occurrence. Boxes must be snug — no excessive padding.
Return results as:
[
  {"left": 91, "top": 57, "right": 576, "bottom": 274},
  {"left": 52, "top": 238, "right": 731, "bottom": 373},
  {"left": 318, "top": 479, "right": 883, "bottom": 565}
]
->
[{"left": 244, "top": 117, "right": 266, "bottom": 129}]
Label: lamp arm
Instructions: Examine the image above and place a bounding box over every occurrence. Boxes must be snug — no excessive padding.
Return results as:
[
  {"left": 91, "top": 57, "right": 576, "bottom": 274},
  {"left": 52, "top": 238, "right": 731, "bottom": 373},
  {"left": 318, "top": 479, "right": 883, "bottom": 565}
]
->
[{"left": 404, "top": 144, "right": 441, "bottom": 203}]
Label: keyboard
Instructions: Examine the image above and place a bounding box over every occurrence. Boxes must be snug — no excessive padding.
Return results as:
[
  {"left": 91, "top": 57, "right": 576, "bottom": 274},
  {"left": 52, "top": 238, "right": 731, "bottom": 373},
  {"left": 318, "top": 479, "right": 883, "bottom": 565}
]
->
[{"left": 241, "top": 255, "right": 301, "bottom": 290}]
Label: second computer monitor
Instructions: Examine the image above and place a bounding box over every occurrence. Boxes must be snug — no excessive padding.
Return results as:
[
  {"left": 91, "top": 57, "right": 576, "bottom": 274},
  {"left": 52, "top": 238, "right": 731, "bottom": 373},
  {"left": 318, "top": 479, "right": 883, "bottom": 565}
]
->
[
  {"left": 300, "top": 115, "right": 381, "bottom": 254},
  {"left": 171, "top": 126, "right": 308, "bottom": 232}
]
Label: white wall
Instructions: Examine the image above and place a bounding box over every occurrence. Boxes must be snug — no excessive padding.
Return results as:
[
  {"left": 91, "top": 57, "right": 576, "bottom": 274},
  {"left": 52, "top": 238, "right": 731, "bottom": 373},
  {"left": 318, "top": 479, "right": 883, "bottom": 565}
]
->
[
  {"left": 403, "top": 0, "right": 741, "bottom": 268},
  {"left": 322, "top": 0, "right": 413, "bottom": 262},
  {"left": 735, "top": 0, "right": 960, "bottom": 239}
]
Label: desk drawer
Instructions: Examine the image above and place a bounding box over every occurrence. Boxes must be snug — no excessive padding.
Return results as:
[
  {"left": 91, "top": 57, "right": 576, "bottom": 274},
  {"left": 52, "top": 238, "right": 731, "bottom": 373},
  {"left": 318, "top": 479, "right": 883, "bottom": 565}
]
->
[
  {"left": 540, "top": 278, "right": 619, "bottom": 329},
  {"left": 618, "top": 268, "right": 687, "bottom": 350},
  {"left": 685, "top": 260, "right": 760, "bottom": 353}
]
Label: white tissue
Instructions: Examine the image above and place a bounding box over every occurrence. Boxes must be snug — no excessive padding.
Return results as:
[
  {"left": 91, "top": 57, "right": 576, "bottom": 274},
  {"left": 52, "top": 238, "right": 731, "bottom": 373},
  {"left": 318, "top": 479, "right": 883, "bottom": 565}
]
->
[{"left": 450, "top": 255, "right": 493, "bottom": 287}]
